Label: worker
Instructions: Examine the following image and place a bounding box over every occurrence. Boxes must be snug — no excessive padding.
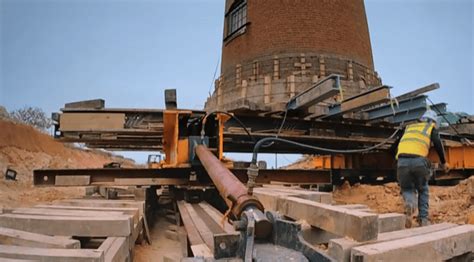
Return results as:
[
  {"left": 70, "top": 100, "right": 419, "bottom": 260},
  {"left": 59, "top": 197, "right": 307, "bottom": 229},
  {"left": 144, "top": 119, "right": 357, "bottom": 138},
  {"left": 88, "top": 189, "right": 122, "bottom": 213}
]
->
[{"left": 396, "top": 109, "right": 448, "bottom": 227}]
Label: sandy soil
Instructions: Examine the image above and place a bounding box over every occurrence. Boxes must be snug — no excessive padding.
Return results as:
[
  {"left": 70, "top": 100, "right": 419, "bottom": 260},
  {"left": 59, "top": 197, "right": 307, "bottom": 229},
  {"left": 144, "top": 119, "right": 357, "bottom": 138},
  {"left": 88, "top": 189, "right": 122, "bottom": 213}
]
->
[
  {"left": 288, "top": 155, "right": 474, "bottom": 225},
  {"left": 134, "top": 215, "right": 182, "bottom": 262},
  {"left": 0, "top": 119, "right": 136, "bottom": 208}
]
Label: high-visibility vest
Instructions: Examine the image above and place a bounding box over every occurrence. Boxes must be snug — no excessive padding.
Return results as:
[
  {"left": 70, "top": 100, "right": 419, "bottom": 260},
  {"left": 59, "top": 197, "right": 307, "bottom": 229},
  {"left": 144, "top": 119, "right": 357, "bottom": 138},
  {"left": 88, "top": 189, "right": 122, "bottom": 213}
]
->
[{"left": 396, "top": 122, "right": 435, "bottom": 159}]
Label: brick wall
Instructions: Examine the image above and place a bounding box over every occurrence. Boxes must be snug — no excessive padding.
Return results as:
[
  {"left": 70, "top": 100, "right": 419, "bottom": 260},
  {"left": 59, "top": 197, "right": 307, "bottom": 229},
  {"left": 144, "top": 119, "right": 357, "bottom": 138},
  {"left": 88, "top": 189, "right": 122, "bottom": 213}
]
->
[{"left": 222, "top": 0, "right": 374, "bottom": 74}]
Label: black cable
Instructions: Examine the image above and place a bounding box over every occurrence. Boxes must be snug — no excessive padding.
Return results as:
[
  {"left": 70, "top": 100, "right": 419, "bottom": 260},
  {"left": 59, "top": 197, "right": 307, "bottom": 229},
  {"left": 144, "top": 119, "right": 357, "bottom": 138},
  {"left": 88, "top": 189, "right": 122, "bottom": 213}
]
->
[
  {"left": 426, "top": 97, "right": 464, "bottom": 137},
  {"left": 250, "top": 128, "right": 401, "bottom": 164},
  {"left": 200, "top": 111, "right": 255, "bottom": 143}
]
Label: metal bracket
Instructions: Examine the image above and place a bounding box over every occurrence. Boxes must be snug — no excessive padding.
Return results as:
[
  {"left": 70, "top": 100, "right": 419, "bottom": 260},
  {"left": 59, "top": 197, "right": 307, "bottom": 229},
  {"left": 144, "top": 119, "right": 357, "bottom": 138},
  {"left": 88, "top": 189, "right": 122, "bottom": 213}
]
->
[
  {"left": 189, "top": 136, "right": 209, "bottom": 165},
  {"left": 266, "top": 211, "right": 336, "bottom": 262},
  {"left": 213, "top": 233, "right": 240, "bottom": 259}
]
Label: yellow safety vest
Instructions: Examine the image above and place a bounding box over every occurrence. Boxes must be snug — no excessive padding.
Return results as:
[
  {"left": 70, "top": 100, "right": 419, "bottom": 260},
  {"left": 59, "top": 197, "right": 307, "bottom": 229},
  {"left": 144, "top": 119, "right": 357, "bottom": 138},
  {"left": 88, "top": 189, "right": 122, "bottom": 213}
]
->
[{"left": 396, "top": 122, "right": 435, "bottom": 159}]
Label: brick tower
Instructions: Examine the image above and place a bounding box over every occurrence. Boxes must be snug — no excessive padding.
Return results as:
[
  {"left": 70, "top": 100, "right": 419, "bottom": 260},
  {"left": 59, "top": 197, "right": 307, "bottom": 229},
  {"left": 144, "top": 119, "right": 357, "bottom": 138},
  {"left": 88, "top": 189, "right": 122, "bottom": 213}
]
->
[{"left": 205, "top": 0, "right": 381, "bottom": 114}]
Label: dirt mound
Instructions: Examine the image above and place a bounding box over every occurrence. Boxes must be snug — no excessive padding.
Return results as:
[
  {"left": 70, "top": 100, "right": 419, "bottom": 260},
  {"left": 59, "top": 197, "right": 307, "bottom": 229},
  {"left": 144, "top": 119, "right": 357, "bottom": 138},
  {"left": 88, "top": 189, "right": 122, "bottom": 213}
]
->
[
  {"left": 0, "top": 119, "right": 136, "bottom": 208},
  {"left": 333, "top": 177, "right": 473, "bottom": 224},
  {"left": 0, "top": 120, "right": 66, "bottom": 155}
]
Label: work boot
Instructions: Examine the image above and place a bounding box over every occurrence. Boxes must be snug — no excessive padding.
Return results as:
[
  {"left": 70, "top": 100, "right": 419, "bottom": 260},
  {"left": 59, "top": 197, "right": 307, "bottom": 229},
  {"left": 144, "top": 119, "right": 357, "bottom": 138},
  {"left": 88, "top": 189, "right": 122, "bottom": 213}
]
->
[
  {"left": 418, "top": 218, "right": 430, "bottom": 227},
  {"left": 405, "top": 206, "right": 414, "bottom": 228}
]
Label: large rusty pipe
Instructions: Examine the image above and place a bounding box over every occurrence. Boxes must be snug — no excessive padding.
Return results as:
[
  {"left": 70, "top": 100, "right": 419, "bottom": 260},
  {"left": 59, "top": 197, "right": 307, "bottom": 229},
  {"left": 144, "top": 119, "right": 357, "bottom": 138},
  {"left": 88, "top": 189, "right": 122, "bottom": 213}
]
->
[{"left": 195, "top": 144, "right": 271, "bottom": 238}]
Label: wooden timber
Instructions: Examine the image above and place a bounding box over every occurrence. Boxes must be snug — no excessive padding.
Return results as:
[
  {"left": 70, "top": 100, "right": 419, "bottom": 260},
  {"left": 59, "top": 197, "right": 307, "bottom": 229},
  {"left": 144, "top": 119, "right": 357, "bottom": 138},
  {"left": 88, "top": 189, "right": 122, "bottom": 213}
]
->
[
  {"left": 0, "top": 227, "right": 80, "bottom": 249},
  {"left": 0, "top": 214, "right": 133, "bottom": 237},
  {"left": 0, "top": 245, "right": 104, "bottom": 262}
]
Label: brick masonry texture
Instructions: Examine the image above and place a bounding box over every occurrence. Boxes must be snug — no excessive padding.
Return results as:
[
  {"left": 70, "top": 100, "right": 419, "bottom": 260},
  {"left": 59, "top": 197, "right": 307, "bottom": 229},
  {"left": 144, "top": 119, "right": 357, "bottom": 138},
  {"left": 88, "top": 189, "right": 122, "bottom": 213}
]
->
[{"left": 205, "top": 0, "right": 381, "bottom": 112}]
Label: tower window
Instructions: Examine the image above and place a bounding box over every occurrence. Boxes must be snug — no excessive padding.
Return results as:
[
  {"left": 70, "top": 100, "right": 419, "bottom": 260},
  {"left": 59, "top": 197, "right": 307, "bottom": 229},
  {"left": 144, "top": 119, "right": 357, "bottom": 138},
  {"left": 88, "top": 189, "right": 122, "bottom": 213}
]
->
[{"left": 226, "top": 1, "right": 247, "bottom": 38}]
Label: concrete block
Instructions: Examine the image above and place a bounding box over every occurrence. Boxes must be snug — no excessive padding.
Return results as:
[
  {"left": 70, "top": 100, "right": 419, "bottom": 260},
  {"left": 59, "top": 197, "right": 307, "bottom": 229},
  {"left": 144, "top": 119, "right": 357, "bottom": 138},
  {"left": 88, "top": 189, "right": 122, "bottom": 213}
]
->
[{"left": 351, "top": 224, "right": 474, "bottom": 262}]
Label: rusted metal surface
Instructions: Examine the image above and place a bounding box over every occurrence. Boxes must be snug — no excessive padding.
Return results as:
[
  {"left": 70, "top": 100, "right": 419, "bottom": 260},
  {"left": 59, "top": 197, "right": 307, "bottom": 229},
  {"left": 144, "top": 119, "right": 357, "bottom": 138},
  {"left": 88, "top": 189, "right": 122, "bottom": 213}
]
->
[
  {"left": 33, "top": 167, "right": 332, "bottom": 187},
  {"left": 194, "top": 145, "right": 272, "bottom": 238},
  {"left": 194, "top": 145, "right": 264, "bottom": 217}
]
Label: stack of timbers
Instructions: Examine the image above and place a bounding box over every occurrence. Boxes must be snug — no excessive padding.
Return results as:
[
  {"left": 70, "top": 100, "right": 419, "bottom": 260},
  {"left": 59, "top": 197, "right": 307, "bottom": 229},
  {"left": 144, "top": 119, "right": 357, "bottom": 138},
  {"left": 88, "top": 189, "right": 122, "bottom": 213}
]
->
[
  {"left": 0, "top": 187, "right": 150, "bottom": 262},
  {"left": 177, "top": 186, "right": 474, "bottom": 261}
]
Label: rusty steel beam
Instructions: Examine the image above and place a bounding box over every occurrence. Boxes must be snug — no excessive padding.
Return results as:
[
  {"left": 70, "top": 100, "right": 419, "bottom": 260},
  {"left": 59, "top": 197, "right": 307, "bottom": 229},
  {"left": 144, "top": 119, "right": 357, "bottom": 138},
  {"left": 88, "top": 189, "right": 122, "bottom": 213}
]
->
[{"left": 33, "top": 167, "right": 332, "bottom": 187}]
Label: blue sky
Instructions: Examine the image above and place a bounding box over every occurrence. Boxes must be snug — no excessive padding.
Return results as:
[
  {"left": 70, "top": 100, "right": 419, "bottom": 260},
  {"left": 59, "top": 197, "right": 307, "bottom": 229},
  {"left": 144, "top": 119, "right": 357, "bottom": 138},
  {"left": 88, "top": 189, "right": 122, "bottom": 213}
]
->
[{"left": 1, "top": 0, "right": 472, "bottom": 165}]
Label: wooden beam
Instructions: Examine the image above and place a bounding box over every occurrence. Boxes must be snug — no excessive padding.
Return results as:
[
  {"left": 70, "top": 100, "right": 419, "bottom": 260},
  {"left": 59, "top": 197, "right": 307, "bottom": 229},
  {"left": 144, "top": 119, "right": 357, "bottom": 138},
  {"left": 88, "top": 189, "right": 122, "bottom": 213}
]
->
[
  {"left": 35, "top": 205, "right": 139, "bottom": 224},
  {"left": 328, "top": 222, "right": 457, "bottom": 262},
  {"left": 98, "top": 237, "right": 129, "bottom": 262},
  {"left": 286, "top": 75, "right": 341, "bottom": 111},
  {"left": 351, "top": 224, "right": 474, "bottom": 261},
  {"left": 0, "top": 214, "right": 133, "bottom": 237},
  {"left": 0, "top": 227, "right": 80, "bottom": 249},
  {"left": 59, "top": 113, "right": 125, "bottom": 131},
  {"left": 7, "top": 208, "right": 124, "bottom": 218},
  {"left": 259, "top": 186, "right": 332, "bottom": 203},
  {"left": 183, "top": 202, "right": 215, "bottom": 250},
  {"left": 277, "top": 197, "right": 379, "bottom": 242},
  {"left": 197, "top": 203, "right": 235, "bottom": 234},
  {"left": 323, "top": 86, "right": 391, "bottom": 118},
  {"left": 396, "top": 83, "right": 439, "bottom": 101},
  {"left": 0, "top": 245, "right": 104, "bottom": 262},
  {"left": 55, "top": 199, "right": 144, "bottom": 217},
  {"left": 65, "top": 99, "right": 105, "bottom": 109},
  {"left": 253, "top": 187, "right": 332, "bottom": 212},
  {"left": 177, "top": 201, "right": 204, "bottom": 246}
]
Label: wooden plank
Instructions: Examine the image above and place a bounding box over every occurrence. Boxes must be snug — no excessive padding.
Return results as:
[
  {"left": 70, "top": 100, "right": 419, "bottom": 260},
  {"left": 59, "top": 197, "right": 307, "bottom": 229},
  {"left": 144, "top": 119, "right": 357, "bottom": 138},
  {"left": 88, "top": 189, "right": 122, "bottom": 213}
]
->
[
  {"left": 277, "top": 197, "right": 379, "bottom": 242},
  {"left": 59, "top": 113, "right": 125, "bottom": 131},
  {"left": 328, "top": 222, "right": 457, "bottom": 262},
  {"left": 252, "top": 189, "right": 291, "bottom": 211},
  {"left": 258, "top": 186, "right": 332, "bottom": 204},
  {"left": 336, "top": 204, "right": 369, "bottom": 210},
  {"left": 190, "top": 244, "right": 213, "bottom": 258},
  {"left": 177, "top": 201, "right": 204, "bottom": 246},
  {"left": 55, "top": 176, "right": 91, "bottom": 186},
  {"left": 340, "top": 87, "right": 390, "bottom": 113},
  {"left": 323, "top": 86, "right": 390, "bottom": 118},
  {"left": 178, "top": 227, "right": 188, "bottom": 257},
  {"left": 183, "top": 202, "right": 215, "bottom": 250},
  {"left": 351, "top": 225, "right": 474, "bottom": 261},
  {"left": 197, "top": 203, "right": 235, "bottom": 234},
  {"left": 99, "top": 237, "right": 129, "bottom": 262},
  {"left": 55, "top": 199, "right": 144, "bottom": 217},
  {"left": 65, "top": 99, "right": 105, "bottom": 109},
  {"left": 287, "top": 76, "right": 340, "bottom": 111},
  {"left": 0, "top": 227, "right": 80, "bottom": 249},
  {"left": 35, "top": 205, "right": 139, "bottom": 224},
  {"left": 0, "top": 258, "right": 37, "bottom": 262},
  {"left": 0, "top": 214, "right": 133, "bottom": 237},
  {"left": 396, "top": 83, "right": 439, "bottom": 101},
  {"left": 0, "top": 245, "right": 104, "bottom": 262},
  {"left": 8, "top": 208, "right": 124, "bottom": 218}
]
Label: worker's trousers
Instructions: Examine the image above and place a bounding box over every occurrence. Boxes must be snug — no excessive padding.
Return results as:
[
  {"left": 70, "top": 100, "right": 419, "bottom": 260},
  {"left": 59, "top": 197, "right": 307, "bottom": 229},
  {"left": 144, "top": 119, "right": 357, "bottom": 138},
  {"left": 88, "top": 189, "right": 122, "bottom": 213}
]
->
[{"left": 397, "top": 156, "right": 431, "bottom": 220}]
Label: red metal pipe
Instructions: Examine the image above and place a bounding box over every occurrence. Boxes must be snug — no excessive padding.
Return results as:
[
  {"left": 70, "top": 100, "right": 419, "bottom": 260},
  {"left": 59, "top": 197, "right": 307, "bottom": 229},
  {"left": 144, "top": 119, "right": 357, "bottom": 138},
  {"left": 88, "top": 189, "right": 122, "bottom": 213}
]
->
[{"left": 195, "top": 144, "right": 264, "bottom": 217}]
